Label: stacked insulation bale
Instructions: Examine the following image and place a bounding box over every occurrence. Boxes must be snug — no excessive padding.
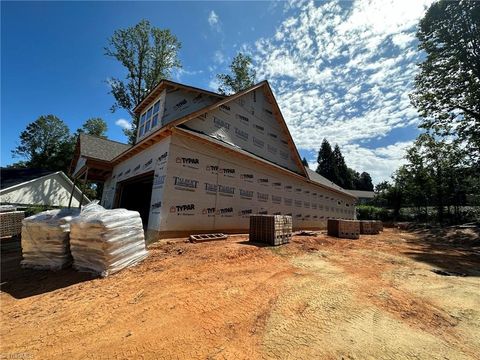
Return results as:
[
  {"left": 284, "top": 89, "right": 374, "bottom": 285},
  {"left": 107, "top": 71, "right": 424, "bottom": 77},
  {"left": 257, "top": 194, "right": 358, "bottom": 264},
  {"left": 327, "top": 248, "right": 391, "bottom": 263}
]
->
[
  {"left": 359, "top": 220, "right": 380, "bottom": 235},
  {"left": 249, "top": 215, "right": 292, "bottom": 246},
  {"left": 21, "top": 209, "right": 79, "bottom": 270},
  {"left": 69, "top": 203, "right": 148, "bottom": 277},
  {"left": 327, "top": 219, "right": 360, "bottom": 239}
]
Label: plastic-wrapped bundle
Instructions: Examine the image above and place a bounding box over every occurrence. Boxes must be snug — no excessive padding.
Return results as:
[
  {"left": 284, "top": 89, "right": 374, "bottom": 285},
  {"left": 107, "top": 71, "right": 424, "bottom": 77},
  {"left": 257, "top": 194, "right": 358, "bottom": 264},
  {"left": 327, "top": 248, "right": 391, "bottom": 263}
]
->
[
  {"left": 21, "top": 209, "right": 79, "bottom": 270},
  {"left": 69, "top": 204, "right": 148, "bottom": 277}
]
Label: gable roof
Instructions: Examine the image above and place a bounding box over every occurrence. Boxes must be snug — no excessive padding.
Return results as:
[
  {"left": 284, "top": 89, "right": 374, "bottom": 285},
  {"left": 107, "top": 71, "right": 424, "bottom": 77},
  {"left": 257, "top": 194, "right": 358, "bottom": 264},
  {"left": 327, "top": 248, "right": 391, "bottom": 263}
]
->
[
  {"left": 115, "top": 80, "right": 308, "bottom": 177},
  {"left": 0, "top": 168, "right": 56, "bottom": 190}
]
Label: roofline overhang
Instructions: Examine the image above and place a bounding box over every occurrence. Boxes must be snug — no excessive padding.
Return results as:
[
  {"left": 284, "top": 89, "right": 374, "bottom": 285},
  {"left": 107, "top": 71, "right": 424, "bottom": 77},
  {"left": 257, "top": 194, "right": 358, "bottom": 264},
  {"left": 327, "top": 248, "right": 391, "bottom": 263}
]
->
[{"left": 133, "top": 79, "right": 225, "bottom": 116}]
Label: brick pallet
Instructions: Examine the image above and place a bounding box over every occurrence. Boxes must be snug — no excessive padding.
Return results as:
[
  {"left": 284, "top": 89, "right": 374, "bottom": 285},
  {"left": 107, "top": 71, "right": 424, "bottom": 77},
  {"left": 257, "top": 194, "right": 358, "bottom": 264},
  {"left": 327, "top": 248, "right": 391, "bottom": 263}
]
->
[
  {"left": 373, "top": 220, "right": 383, "bottom": 232},
  {"left": 249, "top": 215, "right": 292, "bottom": 246},
  {"left": 360, "top": 220, "right": 380, "bottom": 235},
  {"left": 327, "top": 219, "right": 360, "bottom": 239},
  {"left": 0, "top": 211, "right": 24, "bottom": 238}
]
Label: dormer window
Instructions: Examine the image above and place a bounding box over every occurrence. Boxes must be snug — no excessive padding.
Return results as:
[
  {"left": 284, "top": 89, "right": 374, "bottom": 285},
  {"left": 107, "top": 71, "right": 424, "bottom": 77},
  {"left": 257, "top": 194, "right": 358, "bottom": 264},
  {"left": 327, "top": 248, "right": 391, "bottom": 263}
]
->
[{"left": 137, "top": 89, "right": 166, "bottom": 140}]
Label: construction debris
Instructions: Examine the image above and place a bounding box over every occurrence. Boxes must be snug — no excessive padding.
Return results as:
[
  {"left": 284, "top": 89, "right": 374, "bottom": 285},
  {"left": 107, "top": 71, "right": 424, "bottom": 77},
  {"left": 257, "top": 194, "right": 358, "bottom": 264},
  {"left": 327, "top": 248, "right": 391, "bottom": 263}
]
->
[
  {"left": 189, "top": 233, "right": 228, "bottom": 243},
  {"left": 249, "top": 215, "right": 292, "bottom": 246},
  {"left": 296, "top": 230, "right": 318, "bottom": 236},
  {"left": 69, "top": 203, "right": 148, "bottom": 277},
  {"left": 20, "top": 209, "right": 79, "bottom": 270}
]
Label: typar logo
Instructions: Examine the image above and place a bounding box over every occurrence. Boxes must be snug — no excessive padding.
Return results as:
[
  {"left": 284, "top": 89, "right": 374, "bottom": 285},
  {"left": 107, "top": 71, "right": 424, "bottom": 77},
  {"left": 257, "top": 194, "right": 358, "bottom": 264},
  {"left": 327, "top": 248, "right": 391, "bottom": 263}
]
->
[
  {"left": 173, "top": 98, "right": 187, "bottom": 111},
  {"left": 284, "top": 185, "right": 293, "bottom": 192},
  {"left": 238, "top": 209, "right": 253, "bottom": 217},
  {"left": 173, "top": 176, "right": 199, "bottom": 191},
  {"left": 151, "top": 201, "right": 162, "bottom": 210},
  {"left": 220, "top": 104, "right": 231, "bottom": 112},
  {"left": 202, "top": 207, "right": 216, "bottom": 217},
  {"left": 170, "top": 203, "right": 195, "bottom": 216},
  {"left": 240, "top": 173, "right": 254, "bottom": 182},
  {"left": 295, "top": 200, "right": 302, "bottom": 207},
  {"left": 284, "top": 198, "right": 293, "bottom": 206},
  {"left": 272, "top": 181, "right": 282, "bottom": 189},
  {"left": 257, "top": 178, "right": 269, "bottom": 186},
  {"left": 216, "top": 207, "right": 234, "bottom": 217},
  {"left": 133, "top": 164, "right": 141, "bottom": 173},
  {"left": 272, "top": 195, "right": 282, "bottom": 204},
  {"left": 192, "top": 93, "right": 203, "bottom": 103},
  {"left": 236, "top": 114, "right": 249, "bottom": 124},
  {"left": 219, "top": 167, "right": 235, "bottom": 178},
  {"left": 259, "top": 210, "right": 268, "bottom": 215},
  {"left": 143, "top": 158, "right": 153, "bottom": 170},
  {"left": 158, "top": 151, "right": 168, "bottom": 163},
  {"left": 176, "top": 157, "right": 200, "bottom": 169},
  {"left": 206, "top": 165, "right": 219, "bottom": 174}
]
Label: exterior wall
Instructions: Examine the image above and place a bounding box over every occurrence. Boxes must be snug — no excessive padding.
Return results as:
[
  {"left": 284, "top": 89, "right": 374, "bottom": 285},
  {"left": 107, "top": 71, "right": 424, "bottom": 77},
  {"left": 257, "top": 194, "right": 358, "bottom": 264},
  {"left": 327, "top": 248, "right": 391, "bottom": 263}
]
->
[
  {"left": 0, "top": 174, "right": 85, "bottom": 207},
  {"left": 137, "top": 88, "right": 219, "bottom": 142},
  {"left": 156, "top": 133, "right": 355, "bottom": 236},
  {"left": 182, "top": 88, "right": 303, "bottom": 175},
  {"left": 101, "top": 137, "right": 171, "bottom": 233}
]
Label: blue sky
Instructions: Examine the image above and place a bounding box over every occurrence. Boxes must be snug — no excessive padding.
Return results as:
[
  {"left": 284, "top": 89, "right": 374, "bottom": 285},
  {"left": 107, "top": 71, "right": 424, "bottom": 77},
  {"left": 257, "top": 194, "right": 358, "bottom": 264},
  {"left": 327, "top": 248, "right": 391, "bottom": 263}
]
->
[{"left": 1, "top": 0, "right": 432, "bottom": 183}]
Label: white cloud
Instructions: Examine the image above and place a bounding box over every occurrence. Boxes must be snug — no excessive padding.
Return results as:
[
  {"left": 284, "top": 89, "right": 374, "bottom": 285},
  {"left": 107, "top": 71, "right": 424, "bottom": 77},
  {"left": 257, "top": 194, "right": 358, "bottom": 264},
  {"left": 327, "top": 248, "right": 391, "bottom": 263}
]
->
[
  {"left": 213, "top": 50, "right": 225, "bottom": 64},
  {"left": 251, "top": 0, "right": 433, "bottom": 183},
  {"left": 208, "top": 10, "right": 221, "bottom": 31},
  {"left": 115, "top": 118, "right": 132, "bottom": 130},
  {"left": 208, "top": 77, "right": 220, "bottom": 92}
]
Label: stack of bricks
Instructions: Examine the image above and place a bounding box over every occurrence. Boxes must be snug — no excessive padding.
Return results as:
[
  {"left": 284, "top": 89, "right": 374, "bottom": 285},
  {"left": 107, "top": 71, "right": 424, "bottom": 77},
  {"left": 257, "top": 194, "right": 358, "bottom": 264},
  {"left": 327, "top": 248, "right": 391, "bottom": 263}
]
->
[
  {"left": 373, "top": 220, "right": 383, "bottom": 233},
  {"left": 0, "top": 211, "right": 25, "bottom": 238},
  {"left": 327, "top": 219, "right": 360, "bottom": 239},
  {"left": 359, "top": 220, "right": 380, "bottom": 235},
  {"left": 249, "top": 215, "right": 292, "bottom": 246}
]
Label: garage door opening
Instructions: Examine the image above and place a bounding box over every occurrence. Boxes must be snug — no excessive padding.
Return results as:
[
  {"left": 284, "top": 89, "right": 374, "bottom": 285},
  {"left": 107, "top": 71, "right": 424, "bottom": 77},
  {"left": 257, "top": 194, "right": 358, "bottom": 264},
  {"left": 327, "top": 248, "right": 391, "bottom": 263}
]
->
[{"left": 115, "top": 172, "right": 154, "bottom": 229}]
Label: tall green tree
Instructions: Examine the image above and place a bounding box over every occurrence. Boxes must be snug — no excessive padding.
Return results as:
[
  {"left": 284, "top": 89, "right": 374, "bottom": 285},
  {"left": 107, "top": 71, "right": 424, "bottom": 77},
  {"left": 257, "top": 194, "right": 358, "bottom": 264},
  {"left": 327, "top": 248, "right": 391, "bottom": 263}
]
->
[
  {"left": 11, "top": 115, "right": 74, "bottom": 172},
  {"left": 358, "top": 172, "right": 374, "bottom": 191},
  {"left": 76, "top": 117, "right": 108, "bottom": 138},
  {"left": 105, "top": 19, "right": 182, "bottom": 144},
  {"left": 332, "top": 144, "right": 352, "bottom": 188},
  {"left": 217, "top": 52, "right": 257, "bottom": 95},
  {"left": 301, "top": 157, "right": 309, "bottom": 168},
  {"left": 316, "top": 139, "right": 336, "bottom": 182},
  {"left": 410, "top": 0, "right": 480, "bottom": 163}
]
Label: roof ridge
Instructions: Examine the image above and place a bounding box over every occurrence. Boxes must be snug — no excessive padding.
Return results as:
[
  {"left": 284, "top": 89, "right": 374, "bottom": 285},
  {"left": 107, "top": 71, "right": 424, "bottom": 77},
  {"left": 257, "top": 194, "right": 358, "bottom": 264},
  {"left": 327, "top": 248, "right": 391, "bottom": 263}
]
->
[{"left": 79, "top": 133, "right": 130, "bottom": 147}]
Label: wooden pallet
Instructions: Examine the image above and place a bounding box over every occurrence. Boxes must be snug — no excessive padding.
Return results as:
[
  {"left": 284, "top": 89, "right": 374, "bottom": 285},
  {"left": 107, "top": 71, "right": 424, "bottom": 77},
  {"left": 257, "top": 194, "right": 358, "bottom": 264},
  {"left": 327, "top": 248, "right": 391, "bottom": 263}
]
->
[{"left": 189, "top": 233, "right": 228, "bottom": 243}]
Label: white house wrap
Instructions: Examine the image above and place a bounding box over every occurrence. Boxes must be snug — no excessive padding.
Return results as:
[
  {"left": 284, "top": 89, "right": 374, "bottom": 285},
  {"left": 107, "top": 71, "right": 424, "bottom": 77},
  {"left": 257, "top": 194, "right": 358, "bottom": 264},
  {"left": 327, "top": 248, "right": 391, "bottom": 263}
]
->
[{"left": 70, "top": 80, "right": 358, "bottom": 242}]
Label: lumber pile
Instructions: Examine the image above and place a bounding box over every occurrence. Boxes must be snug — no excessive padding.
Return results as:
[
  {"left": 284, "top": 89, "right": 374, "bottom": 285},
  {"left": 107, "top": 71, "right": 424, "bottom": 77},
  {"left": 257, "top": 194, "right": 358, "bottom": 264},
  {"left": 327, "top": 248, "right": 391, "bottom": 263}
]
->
[
  {"left": 69, "top": 204, "right": 148, "bottom": 277},
  {"left": 249, "top": 215, "right": 292, "bottom": 246},
  {"left": 21, "top": 209, "right": 79, "bottom": 270},
  {"left": 1, "top": 210, "right": 24, "bottom": 238}
]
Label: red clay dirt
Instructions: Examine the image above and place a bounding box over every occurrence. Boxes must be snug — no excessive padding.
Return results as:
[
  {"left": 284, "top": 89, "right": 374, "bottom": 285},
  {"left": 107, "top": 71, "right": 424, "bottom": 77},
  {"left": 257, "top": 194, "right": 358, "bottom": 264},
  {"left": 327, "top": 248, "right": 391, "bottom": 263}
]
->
[{"left": 1, "top": 228, "right": 479, "bottom": 359}]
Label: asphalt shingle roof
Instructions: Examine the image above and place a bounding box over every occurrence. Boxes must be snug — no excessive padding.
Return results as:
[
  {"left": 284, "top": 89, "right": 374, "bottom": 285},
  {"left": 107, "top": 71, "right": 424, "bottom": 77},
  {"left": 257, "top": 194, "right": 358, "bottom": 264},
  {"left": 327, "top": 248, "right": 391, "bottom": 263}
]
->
[{"left": 78, "top": 134, "right": 131, "bottom": 161}]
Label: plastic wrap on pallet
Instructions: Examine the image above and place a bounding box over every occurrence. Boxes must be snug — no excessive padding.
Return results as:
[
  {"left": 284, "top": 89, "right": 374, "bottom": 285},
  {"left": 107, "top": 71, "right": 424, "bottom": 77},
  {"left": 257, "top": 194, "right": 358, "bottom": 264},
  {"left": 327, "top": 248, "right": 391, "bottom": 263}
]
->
[
  {"left": 69, "top": 203, "right": 148, "bottom": 277},
  {"left": 21, "top": 209, "right": 79, "bottom": 270}
]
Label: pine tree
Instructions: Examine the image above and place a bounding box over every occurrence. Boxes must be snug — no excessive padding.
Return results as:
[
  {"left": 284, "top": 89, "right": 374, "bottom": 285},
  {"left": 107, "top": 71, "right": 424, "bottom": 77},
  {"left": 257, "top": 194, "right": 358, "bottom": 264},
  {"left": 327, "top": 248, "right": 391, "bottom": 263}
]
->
[{"left": 316, "top": 139, "right": 336, "bottom": 182}]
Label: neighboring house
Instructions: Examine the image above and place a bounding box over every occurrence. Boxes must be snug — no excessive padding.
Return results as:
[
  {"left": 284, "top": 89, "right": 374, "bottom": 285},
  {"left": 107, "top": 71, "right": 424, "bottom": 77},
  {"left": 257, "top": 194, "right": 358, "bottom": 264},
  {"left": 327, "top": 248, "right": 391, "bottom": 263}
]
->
[
  {"left": 70, "top": 79, "right": 357, "bottom": 241},
  {"left": 348, "top": 190, "right": 375, "bottom": 205},
  {"left": 0, "top": 168, "right": 89, "bottom": 207}
]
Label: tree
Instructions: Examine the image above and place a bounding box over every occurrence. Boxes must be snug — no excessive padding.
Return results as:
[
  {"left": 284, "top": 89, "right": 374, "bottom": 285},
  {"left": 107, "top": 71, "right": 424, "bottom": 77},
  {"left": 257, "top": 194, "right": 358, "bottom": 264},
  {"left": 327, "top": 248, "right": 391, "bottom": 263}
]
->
[
  {"left": 217, "top": 52, "right": 257, "bottom": 95},
  {"left": 316, "top": 139, "right": 336, "bottom": 182},
  {"left": 358, "top": 172, "right": 374, "bottom": 191},
  {"left": 332, "top": 144, "right": 352, "bottom": 188},
  {"left": 410, "top": 0, "right": 480, "bottom": 164},
  {"left": 76, "top": 118, "right": 108, "bottom": 138},
  {"left": 301, "top": 157, "right": 309, "bottom": 168},
  {"left": 11, "top": 115, "right": 74, "bottom": 172},
  {"left": 105, "top": 19, "right": 182, "bottom": 144}
]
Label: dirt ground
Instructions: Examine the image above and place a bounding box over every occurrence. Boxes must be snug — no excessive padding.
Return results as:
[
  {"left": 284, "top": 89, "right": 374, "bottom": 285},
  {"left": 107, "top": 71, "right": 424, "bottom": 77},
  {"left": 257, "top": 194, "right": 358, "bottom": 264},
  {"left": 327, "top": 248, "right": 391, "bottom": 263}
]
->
[{"left": 1, "top": 227, "right": 479, "bottom": 360}]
